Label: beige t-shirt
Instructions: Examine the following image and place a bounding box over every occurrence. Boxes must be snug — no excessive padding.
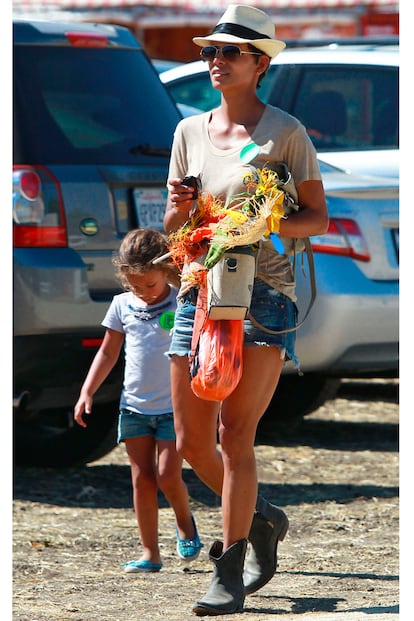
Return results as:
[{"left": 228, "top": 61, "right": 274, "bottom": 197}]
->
[{"left": 167, "top": 105, "right": 322, "bottom": 302}]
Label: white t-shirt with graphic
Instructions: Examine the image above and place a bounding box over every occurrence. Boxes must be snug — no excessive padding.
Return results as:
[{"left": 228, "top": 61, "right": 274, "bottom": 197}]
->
[{"left": 102, "top": 287, "right": 177, "bottom": 415}]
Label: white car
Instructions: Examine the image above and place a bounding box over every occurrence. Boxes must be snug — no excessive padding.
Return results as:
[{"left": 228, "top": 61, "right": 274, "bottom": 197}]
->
[
  {"left": 160, "top": 43, "right": 399, "bottom": 427},
  {"left": 160, "top": 42, "right": 399, "bottom": 179}
]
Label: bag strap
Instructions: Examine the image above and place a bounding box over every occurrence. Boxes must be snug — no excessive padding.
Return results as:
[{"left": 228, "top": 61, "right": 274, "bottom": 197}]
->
[
  {"left": 247, "top": 237, "right": 316, "bottom": 335},
  {"left": 189, "top": 286, "right": 208, "bottom": 364}
]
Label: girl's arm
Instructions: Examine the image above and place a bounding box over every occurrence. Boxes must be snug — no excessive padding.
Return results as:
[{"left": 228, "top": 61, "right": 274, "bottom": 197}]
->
[{"left": 74, "top": 328, "right": 124, "bottom": 428}]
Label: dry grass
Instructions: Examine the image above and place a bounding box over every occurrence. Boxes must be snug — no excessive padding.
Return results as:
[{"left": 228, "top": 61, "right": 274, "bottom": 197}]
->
[{"left": 13, "top": 379, "right": 399, "bottom": 620}]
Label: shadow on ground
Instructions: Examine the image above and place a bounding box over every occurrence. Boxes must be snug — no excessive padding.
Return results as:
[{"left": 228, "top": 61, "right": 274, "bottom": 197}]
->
[
  {"left": 255, "top": 417, "right": 398, "bottom": 452},
  {"left": 336, "top": 379, "right": 398, "bottom": 403},
  {"left": 256, "top": 379, "right": 398, "bottom": 451},
  {"left": 13, "top": 455, "right": 398, "bottom": 510},
  {"left": 13, "top": 379, "right": 398, "bottom": 509}
]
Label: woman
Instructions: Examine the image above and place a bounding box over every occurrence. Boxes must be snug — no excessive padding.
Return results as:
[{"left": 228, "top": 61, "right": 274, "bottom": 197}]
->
[{"left": 164, "top": 5, "right": 328, "bottom": 616}]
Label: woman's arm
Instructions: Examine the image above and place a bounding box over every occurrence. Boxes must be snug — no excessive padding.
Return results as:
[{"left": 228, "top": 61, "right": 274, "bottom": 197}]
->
[{"left": 279, "top": 179, "right": 329, "bottom": 238}]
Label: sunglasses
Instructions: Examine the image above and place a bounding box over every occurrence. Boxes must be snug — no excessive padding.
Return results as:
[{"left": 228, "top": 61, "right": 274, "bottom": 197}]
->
[{"left": 200, "top": 45, "right": 262, "bottom": 62}]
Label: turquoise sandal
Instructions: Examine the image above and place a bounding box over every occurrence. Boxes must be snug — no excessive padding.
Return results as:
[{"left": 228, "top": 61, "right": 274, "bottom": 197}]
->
[
  {"left": 176, "top": 514, "right": 204, "bottom": 561},
  {"left": 123, "top": 560, "right": 162, "bottom": 573}
]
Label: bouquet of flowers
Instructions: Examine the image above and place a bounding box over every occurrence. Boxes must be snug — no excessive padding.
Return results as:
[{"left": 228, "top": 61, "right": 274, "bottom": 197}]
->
[
  {"left": 166, "top": 165, "right": 290, "bottom": 401},
  {"left": 167, "top": 165, "right": 288, "bottom": 288}
]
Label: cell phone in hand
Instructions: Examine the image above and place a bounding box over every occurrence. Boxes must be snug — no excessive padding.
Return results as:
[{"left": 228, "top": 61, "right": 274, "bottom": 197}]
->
[{"left": 182, "top": 176, "right": 201, "bottom": 200}]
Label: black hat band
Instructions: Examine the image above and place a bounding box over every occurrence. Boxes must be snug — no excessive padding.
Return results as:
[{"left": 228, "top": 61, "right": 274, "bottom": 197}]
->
[{"left": 211, "top": 22, "right": 271, "bottom": 41}]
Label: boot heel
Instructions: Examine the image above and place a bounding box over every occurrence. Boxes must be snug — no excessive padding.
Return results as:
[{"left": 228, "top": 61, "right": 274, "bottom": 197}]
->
[
  {"left": 244, "top": 501, "right": 290, "bottom": 596},
  {"left": 277, "top": 514, "right": 289, "bottom": 542},
  {"left": 264, "top": 504, "right": 289, "bottom": 542}
]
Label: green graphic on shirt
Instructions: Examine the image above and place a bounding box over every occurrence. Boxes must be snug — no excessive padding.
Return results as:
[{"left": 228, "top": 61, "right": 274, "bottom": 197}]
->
[
  {"left": 159, "top": 311, "right": 175, "bottom": 331},
  {"left": 240, "top": 143, "right": 260, "bottom": 163}
]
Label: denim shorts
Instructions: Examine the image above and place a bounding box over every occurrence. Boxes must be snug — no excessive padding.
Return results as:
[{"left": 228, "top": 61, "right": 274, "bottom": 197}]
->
[
  {"left": 117, "top": 409, "right": 176, "bottom": 442},
  {"left": 168, "top": 279, "right": 299, "bottom": 368}
]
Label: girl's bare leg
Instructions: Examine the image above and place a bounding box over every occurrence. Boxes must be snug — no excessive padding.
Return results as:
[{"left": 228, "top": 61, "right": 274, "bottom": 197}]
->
[
  {"left": 125, "top": 436, "right": 161, "bottom": 564},
  {"left": 156, "top": 439, "right": 196, "bottom": 539}
]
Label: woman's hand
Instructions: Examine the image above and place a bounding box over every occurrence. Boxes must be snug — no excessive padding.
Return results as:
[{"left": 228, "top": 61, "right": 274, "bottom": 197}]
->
[
  {"left": 164, "top": 177, "right": 198, "bottom": 233},
  {"left": 168, "top": 177, "right": 198, "bottom": 208}
]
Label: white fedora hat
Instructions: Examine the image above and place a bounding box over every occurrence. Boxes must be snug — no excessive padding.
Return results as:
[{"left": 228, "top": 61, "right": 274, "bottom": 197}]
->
[{"left": 193, "top": 4, "right": 286, "bottom": 60}]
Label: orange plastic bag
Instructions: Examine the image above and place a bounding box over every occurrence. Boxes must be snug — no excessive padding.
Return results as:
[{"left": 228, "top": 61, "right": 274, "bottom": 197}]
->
[{"left": 190, "top": 318, "right": 244, "bottom": 401}]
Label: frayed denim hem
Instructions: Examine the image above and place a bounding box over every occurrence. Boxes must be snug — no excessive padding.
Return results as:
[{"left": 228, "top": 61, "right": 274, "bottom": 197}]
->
[{"left": 168, "top": 281, "right": 300, "bottom": 369}]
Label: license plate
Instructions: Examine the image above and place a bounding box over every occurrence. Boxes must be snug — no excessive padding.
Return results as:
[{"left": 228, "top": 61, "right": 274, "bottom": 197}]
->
[{"left": 133, "top": 188, "right": 168, "bottom": 230}]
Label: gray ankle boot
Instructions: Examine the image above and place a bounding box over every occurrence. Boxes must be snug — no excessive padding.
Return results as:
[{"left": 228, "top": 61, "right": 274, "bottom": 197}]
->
[
  {"left": 193, "top": 539, "right": 247, "bottom": 616},
  {"left": 243, "top": 495, "right": 289, "bottom": 595}
]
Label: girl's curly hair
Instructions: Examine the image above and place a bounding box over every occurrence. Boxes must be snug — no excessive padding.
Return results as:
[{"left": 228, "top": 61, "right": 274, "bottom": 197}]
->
[{"left": 113, "top": 228, "right": 180, "bottom": 290}]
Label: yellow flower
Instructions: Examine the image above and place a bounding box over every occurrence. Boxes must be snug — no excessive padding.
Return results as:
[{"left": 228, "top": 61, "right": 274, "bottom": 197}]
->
[{"left": 221, "top": 209, "right": 249, "bottom": 225}]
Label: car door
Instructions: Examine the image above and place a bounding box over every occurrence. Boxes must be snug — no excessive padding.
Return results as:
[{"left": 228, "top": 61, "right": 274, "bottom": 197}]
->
[{"left": 264, "top": 61, "right": 399, "bottom": 177}]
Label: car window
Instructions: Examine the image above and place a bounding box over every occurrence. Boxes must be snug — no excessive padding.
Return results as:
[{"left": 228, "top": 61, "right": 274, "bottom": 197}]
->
[
  {"left": 166, "top": 73, "right": 221, "bottom": 111},
  {"left": 165, "top": 66, "right": 277, "bottom": 113},
  {"left": 13, "top": 46, "right": 180, "bottom": 165},
  {"left": 162, "top": 57, "right": 399, "bottom": 155},
  {"left": 286, "top": 66, "right": 399, "bottom": 151}
]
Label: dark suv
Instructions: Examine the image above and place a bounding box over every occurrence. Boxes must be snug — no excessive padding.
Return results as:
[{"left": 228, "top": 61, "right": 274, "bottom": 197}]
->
[{"left": 13, "top": 20, "right": 181, "bottom": 467}]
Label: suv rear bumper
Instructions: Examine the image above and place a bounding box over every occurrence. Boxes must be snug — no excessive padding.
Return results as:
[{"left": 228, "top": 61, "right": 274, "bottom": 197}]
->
[
  {"left": 14, "top": 247, "right": 122, "bottom": 412},
  {"left": 13, "top": 333, "right": 123, "bottom": 414},
  {"left": 294, "top": 289, "right": 399, "bottom": 375},
  {"left": 14, "top": 247, "right": 116, "bottom": 333}
]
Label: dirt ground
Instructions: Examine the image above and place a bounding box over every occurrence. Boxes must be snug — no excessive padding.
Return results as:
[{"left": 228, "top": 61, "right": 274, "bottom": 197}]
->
[{"left": 13, "top": 378, "right": 399, "bottom": 621}]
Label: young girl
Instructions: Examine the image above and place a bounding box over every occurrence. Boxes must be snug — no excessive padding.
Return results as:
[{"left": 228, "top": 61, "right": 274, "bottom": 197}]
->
[{"left": 74, "top": 228, "right": 203, "bottom": 573}]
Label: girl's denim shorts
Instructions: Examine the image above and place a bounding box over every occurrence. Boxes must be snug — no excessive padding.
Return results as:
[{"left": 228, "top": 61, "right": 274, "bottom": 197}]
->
[
  {"left": 168, "top": 279, "right": 299, "bottom": 369},
  {"left": 117, "top": 409, "right": 176, "bottom": 443}
]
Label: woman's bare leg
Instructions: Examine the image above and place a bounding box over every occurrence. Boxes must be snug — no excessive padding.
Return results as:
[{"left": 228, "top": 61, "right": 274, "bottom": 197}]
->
[
  {"left": 171, "top": 346, "right": 284, "bottom": 550},
  {"left": 219, "top": 345, "right": 284, "bottom": 550},
  {"left": 170, "top": 354, "right": 223, "bottom": 494}
]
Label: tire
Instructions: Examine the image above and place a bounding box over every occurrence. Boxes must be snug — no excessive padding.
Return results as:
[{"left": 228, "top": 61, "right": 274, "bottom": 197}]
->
[
  {"left": 14, "top": 402, "right": 119, "bottom": 468},
  {"left": 258, "top": 373, "right": 340, "bottom": 434}
]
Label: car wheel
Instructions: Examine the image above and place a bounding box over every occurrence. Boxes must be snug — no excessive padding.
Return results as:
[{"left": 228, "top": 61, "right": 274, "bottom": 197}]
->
[
  {"left": 14, "top": 402, "right": 118, "bottom": 468},
  {"left": 259, "top": 373, "right": 340, "bottom": 433}
]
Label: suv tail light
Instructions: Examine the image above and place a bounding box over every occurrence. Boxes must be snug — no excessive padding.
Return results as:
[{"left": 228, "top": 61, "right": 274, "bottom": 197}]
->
[
  {"left": 311, "top": 218, "right": 370, "bottom": 262},
  {"left": 13, "top": 165, "right": 67, "bottom": 247},
  {"left": 65, "top": 32, "right": 109, "bottom": 48}
]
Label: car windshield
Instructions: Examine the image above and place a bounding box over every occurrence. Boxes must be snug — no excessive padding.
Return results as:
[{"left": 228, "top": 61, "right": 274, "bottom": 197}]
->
[{"left": 13, "top": 46, "right": 180, "bottom": 165}]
